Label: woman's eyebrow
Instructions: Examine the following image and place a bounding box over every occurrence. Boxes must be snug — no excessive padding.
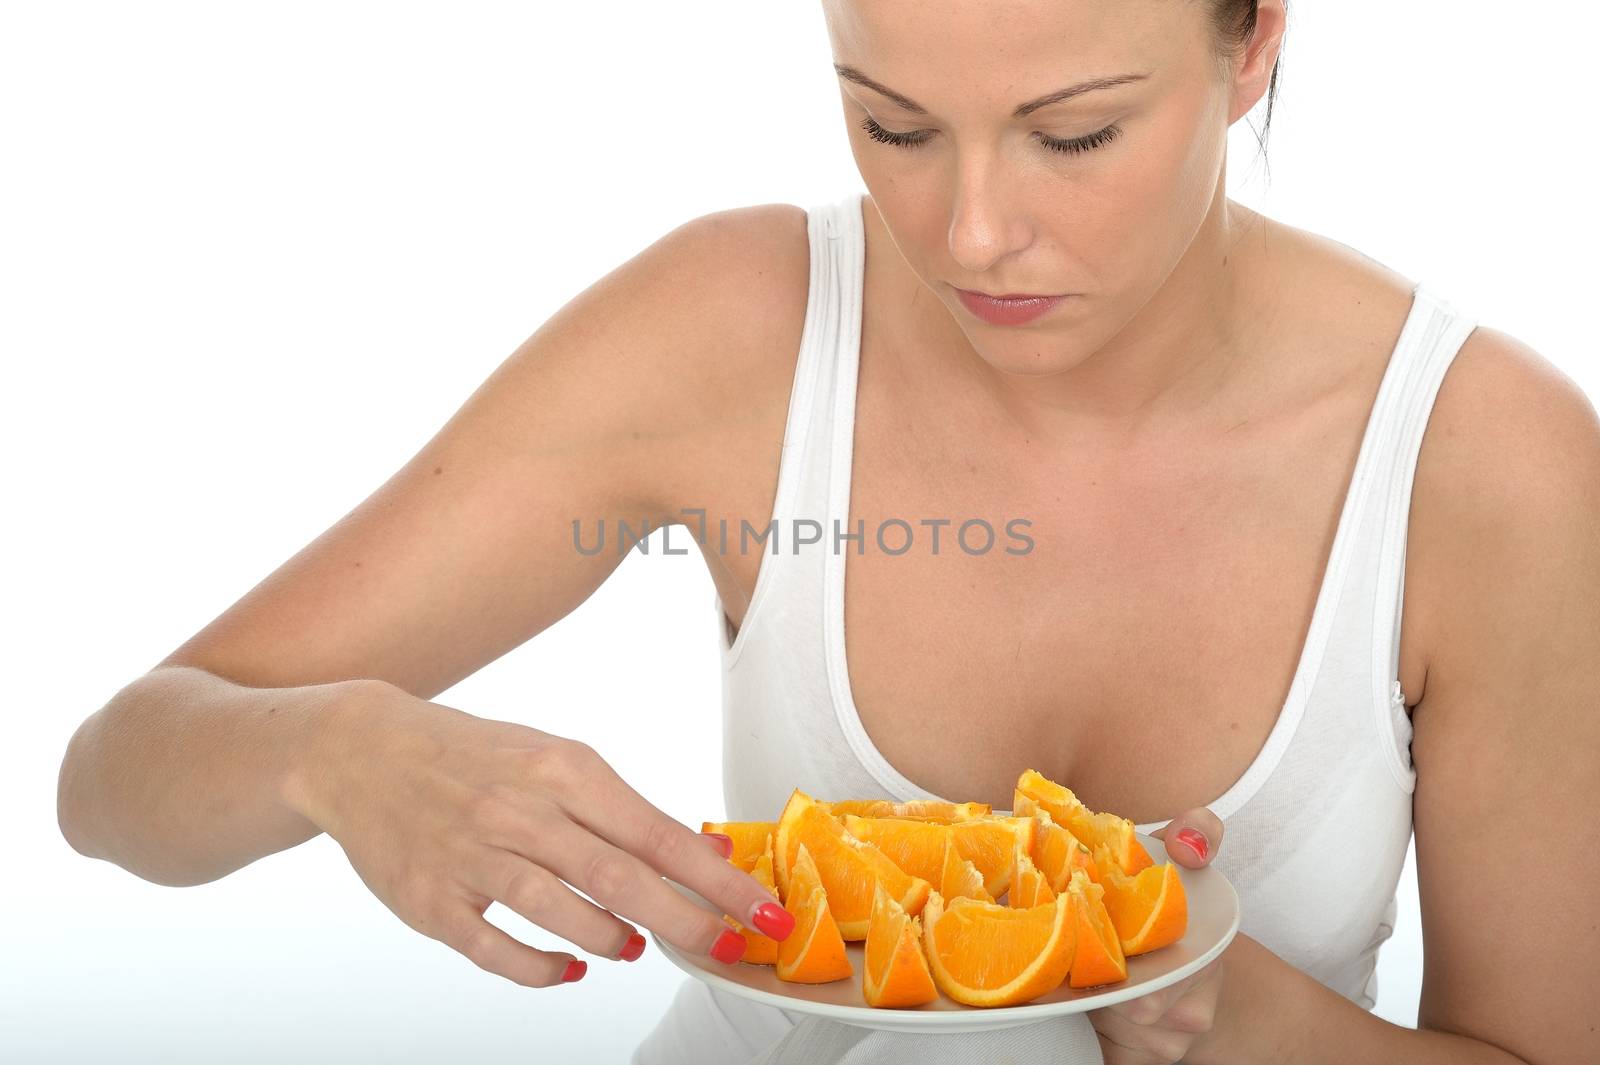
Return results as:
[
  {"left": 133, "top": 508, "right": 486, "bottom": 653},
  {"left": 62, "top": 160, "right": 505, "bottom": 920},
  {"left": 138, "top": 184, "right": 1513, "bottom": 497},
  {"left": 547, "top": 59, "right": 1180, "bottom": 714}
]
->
[{"left": 833, "top": 64, "right": 1150, "bottom": 118}]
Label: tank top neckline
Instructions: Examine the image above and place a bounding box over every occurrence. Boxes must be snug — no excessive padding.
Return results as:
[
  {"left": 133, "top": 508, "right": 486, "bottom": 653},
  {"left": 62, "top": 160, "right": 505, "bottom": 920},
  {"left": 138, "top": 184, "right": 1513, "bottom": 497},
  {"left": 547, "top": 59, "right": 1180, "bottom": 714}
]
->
[{"left": 819, "top": 192, "right": 1443, "bottom": 834}]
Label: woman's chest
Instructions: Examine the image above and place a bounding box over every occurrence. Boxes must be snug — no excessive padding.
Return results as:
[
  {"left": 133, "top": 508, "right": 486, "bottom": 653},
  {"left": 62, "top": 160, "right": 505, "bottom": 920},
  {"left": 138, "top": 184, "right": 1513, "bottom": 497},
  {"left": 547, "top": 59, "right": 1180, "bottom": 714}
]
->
[
  {"left": 703, "top": 303, "right": 1434, "bottom": 824},
  {"left": 831, "top": 416, "right": 1357, "bottom": 822}
]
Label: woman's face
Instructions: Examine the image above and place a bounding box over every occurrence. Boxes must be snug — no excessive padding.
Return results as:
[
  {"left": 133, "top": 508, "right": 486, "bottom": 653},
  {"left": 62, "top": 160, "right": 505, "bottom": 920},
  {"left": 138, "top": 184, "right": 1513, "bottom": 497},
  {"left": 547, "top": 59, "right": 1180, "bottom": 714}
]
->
[{"left": 823, "top": 0, "right": 1260, "bottom": 377}]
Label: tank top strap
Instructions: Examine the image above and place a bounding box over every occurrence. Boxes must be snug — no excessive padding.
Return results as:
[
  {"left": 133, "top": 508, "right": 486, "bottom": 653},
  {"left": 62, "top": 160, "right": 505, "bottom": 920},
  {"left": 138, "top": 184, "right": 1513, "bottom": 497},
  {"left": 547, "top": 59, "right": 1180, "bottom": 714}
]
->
[
  {"left": 1366, "top": 282, "right": 1480, "bottom": 788},
  {"left": 716, "top": 191, "right": 867, "bottom": 666}
]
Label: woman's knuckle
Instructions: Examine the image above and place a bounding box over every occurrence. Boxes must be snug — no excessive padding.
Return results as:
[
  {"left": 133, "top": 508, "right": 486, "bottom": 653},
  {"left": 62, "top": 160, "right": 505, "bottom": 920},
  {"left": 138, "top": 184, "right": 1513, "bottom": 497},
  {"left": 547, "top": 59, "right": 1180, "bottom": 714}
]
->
[
  {"left": 563, "top": 739, "right": 600, "bottom": 770},
  {"left": 1166, "top": 1002, "right": 1215, "bottom": 1035},
  {"left": 504, "top": 866, "right": 553, "bottom": 916},
  {"left": 1154, "top": 1032, "right": 1192, "bottom": 1062},
  {"left": 584, "top": 853, "right": 634, "bottom": 901},
  {"left": 519, "top": 743, "right": 563, "bottom": 781},
  {"left": 1121, "top": 996, "right": 1159, "bottom": 1026},
  {"left": 525, "top": 740, "right": 585, "bottom": 785},
  {"left": 641, "top": 817, "right": 688, "bottom": 864},
  {"left": 458, "top": 925, "right": 501, "bottom": 968}
]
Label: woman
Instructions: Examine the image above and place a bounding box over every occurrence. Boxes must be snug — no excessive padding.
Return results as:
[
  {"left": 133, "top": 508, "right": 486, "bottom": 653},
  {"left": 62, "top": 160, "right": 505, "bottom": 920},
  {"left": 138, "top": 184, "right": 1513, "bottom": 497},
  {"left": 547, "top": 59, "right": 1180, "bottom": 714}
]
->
[{"left": 56, "top": 1, "right": 1598, "bottom": 1063}]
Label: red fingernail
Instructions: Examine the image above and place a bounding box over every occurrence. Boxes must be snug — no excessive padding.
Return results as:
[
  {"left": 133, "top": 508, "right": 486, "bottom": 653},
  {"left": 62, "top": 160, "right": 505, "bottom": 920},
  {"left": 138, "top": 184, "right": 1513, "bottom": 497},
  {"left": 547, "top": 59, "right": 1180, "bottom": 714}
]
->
[
  {"left": 710, "top": 928, "right": 747, "bottom": 964},
  {"left": 619, "top": 932, "right": 646, "bottom": 962},
  {"left": 751, "top": 902, "right": 795, "bottom": 941},
  {"left": 1176, "top": 828, "right": 1209, "bottom": 862},
  {"left": 562, "top": 959, "right": 587, "bottom": 983},
  {"left": 703, "top": 832, "right": 734, "bottom": 860}
]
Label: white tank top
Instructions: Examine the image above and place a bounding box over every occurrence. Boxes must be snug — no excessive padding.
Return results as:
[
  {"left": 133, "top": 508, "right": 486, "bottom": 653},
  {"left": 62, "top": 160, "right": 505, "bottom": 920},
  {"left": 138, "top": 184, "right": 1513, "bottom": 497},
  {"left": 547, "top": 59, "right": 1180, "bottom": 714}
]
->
[{"left": 634, "top": 191, "right": 1480, "bottom": 1065}]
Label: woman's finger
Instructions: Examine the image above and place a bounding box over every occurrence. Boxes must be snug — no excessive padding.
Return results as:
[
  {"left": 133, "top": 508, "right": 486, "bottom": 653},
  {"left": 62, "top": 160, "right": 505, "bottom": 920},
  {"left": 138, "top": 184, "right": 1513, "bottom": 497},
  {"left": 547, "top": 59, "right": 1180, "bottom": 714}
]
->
[
  {"left": 1109, "top": 974, "right": 1188, "bottom": 1026},
  {"left": 1151, "top": 807, "right": 1223, "bottom": 868},
  {"left": 1094, "top": 1016, "right": 1192, "bottom": 1065},
  {"left": 437, "top": 904, "right": 586, "bottom": 988},
  {"left": 520, "top": 812, "right": 764, "bottom": 962},
  {"left": 476, "top": 848, "right": 647, "bottom": 962},
  {"left": 1157, "top": 963, "right": 1224, "bottom": 1036},
  {"left": 552, "top": 751, "right": 795, "bottom": 946}
]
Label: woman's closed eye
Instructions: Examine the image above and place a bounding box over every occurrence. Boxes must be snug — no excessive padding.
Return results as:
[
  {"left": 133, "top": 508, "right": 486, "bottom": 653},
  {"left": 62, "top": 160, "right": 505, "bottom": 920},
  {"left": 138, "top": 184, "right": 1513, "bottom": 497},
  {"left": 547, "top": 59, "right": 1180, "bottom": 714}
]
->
[{"left": 858, "top": 115, "right": 1123, "bottom": 157}]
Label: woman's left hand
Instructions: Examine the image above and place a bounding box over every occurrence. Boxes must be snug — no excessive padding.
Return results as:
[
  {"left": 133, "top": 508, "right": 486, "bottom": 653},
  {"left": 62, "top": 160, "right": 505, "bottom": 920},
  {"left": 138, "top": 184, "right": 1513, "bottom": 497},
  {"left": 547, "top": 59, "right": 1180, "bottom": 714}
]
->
[{"left": 1088, "top": 809, "right": 1225, "bottom": 1065}]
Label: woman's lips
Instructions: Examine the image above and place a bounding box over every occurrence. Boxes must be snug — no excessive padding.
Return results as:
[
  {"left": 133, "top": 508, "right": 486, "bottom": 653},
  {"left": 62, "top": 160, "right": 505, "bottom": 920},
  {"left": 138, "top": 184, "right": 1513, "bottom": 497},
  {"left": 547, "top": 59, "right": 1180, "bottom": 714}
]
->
[{"left": 953, "top": 286, "right": 1071, "bottom": 326}]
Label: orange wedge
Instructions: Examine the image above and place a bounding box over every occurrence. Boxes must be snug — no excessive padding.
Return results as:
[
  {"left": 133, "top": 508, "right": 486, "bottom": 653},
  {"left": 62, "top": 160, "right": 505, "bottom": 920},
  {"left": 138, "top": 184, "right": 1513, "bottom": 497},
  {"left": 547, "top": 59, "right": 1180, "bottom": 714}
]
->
[
  {"left": 1066, "top": 869, "right": 1127, "bottom": 988},
  {"left": 774, "top": 790, "right": 931, "bottom": 939},
  {"left": 922, "top": 889, "right": 1075, "bottom": 1007},
  {"left": 775, "top": 843, "right": 852, "bottom": 984},
  {"left": 938, "top": 835, "right": 993, "bottom": 903},
  {"left": 1007, "top": 836, "right": 1055, "bottom": 909},
  {"left": 1015, "top": 770, "right": 1154, "bottom": 876},
  {"left": 1017, "top": 805, "right": 1077, "bottom": 892},
  {"left": 862, "top": 883, "right": 938, "bottom": 1007},
  {"left": 951, "top": 817, "right": 1036, "bottom": 898},
  {"left": 719, "top": 834, "right": 781, "bottom": 964},
  {"left": 844, "top": 814, "right": 1033, "bottom": 899},
  {"left": 841, "top": 815, "right": 948, "bottom": 882},
  {"left": 826, "top": 799, "right": 991, "bottom": 822},
  {"left": 1072, "top": 809, "right": 1153, "bottom": 876},
  {"left": 1092, "top": 844, "right": 1188, "bottom": 956},
  {"left": 701, "top": 820, "right": 778, "bottom": 872}
]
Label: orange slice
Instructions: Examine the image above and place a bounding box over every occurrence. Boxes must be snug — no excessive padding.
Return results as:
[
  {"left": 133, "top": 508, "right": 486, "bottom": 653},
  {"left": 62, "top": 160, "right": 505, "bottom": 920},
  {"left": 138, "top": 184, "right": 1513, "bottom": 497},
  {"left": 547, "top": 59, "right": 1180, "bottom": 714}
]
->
[
  {"left": 1017, "top": 804, "right": 1077, "bottom": 892},
  {"left": 719, "top": 834, "right": 780, "bottom": 964},
  {"left": 775, "top": 843, "right": 853, "bottom": 984},
  {"left": 1072, "top": 809, "right": 1153, "bottom": 876},
  {"left": 826, "top": 799, "right": 991, "bottom": 822},
  {"left": 862, "top": 883, "right": 938, "bottom": 1007},
  {"left": 701, "top": 820, "right": 778, "bottom": 872},
  {"left": 841, "top": 815, "right": 948, "bottom": 883},
  {"left": 1066, "top": 869, "right": 1127, "bottom": 988},
  {"left": 1007, "top": 835, "right": 1055, "bottom": 909},
  {"left": 1015, "top": 770, "right": 1154, "bottom": 876},
  {"left": 774, "top": 790, "right": 931, "bottom": 939},
  {"left": 1092, "top": 844, "right": 1188, "bottom": 956},
  {"left": 844, "top": 814, "right": 1032, "bottom": 899},
  {"left": 951, "top": 817, "right": 1035, "bottom": 898},
  {"left": 938, "top": 835, "right": 993, "bottom": 903},
  {"left": 922, "top": 889, "right": 1075, "bottom": 1007}
]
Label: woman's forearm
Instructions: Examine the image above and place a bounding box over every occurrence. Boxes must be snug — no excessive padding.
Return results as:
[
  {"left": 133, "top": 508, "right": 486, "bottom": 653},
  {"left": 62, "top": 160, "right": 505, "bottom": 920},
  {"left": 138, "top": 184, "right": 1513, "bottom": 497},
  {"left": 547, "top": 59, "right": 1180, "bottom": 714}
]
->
[
  {"left": 56, "top": 665, "right": 369, "bottom": 886},
  {"left": 1187, "top": 934, "right": 1529, "bottom": 1065}
]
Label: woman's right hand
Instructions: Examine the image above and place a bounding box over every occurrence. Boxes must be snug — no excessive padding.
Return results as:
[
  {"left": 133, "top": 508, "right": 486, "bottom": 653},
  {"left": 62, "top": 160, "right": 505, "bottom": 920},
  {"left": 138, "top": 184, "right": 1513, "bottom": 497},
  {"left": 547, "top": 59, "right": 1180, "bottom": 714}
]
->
[{"left": 284, "top": 679, "right": 795, "bottom": 987}]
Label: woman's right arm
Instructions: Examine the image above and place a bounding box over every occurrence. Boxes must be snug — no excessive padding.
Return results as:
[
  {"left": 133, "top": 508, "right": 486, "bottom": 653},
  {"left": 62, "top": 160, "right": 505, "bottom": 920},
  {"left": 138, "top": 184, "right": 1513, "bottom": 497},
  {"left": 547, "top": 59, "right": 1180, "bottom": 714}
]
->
[{"left": 55, "top": 202, "right": 812, "bottom": 985}]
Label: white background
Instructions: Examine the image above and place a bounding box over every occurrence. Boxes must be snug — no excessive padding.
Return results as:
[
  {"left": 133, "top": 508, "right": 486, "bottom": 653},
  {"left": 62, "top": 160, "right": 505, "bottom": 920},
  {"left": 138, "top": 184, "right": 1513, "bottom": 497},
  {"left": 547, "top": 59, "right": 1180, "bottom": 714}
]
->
[{"left": 4, "top": 2, "right": 1596, "bottom": 1062}]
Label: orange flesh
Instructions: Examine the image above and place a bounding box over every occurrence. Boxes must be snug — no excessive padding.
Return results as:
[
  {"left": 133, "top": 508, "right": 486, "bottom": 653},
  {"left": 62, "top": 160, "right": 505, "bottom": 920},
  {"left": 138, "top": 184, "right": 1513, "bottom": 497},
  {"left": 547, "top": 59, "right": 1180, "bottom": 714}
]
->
[
  {"left": 775, "top": 792, "right": 930, "bottom": 940},
  {"left": 863, "top": 885, "right": 938, "bottom": 1007},
  {"left": 775, "top": 844, "right": 852, "bottom": 983},
  {"left": 1066, "top": 870, "right": 1128, "bottom": 988},
  {"left": 923, "top": 891, "right": 1075, "bottom": 1007}
]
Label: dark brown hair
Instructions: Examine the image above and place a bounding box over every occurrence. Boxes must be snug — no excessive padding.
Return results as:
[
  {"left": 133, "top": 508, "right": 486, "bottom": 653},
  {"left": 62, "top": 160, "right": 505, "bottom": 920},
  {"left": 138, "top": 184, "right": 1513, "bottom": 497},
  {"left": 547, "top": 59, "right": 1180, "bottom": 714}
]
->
[{"left": 1208, "top": 0, "right": 1283, "bottom": 158}]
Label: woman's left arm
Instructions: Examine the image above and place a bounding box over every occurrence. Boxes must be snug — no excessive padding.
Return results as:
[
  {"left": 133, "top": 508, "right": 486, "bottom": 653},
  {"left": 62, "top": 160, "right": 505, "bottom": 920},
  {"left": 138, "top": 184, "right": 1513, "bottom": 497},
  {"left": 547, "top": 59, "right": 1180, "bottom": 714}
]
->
[{"left": 1103, "top": 332, "right": 1600, "bottom": 1065}]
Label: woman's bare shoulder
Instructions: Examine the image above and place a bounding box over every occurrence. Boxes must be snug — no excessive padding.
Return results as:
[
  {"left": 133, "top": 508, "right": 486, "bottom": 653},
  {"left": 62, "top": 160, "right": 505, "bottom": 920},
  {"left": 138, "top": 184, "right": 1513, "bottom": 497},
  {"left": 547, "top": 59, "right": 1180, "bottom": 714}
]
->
[
  {"left": 1403, "top": 314, "right": 1600, "bottom": 699},
  {"left": 629, "top": 201, "right": 816, "bottom": 508},
  {"left": 1258, "top": 214, "right": 1600, "bottom": 707},
  {"left": 1414, "top": 320, "right": 1599, "bottom": 523},
  {"left": 656, "top": 201, "right": 813, "bottom": 417}
]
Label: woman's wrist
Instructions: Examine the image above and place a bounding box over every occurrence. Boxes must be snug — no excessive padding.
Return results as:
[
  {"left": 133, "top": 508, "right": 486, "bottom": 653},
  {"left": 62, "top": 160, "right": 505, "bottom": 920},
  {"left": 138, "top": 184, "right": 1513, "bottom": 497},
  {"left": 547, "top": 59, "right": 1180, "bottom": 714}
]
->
[{"left": 277, "top": 676, "right": 394, "bottom": 834}]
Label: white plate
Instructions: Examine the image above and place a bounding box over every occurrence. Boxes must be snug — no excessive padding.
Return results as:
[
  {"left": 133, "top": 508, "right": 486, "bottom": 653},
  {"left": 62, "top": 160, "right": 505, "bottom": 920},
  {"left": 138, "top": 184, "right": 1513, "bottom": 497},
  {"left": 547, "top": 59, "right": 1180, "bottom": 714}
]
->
[{"left": 652, "top": 830, "right": 1240, "bottom": 1034}]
